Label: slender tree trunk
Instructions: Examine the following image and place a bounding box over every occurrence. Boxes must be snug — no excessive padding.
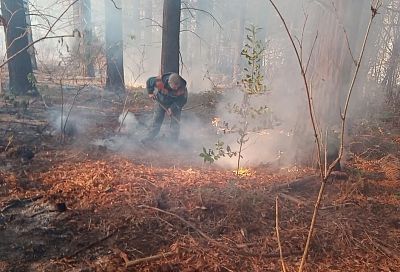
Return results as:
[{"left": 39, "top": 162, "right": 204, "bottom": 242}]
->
[
  {"left": 73, "top": 0, "right": 95, "bottom": 77},
  {"left": 105, "top": 0, "right": 125, "bottom": 91},
  {"left": 81, "top": 0, "right": 95, "bottom": 77},
  {"left": 1, "top": 0, "right": 36, "bottom": 95},
  {"left": 161, "top": 0, "right": 181, "bottom": 74}
]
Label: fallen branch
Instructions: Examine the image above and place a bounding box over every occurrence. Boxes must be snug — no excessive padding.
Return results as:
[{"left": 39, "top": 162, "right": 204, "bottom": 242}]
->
[
  {"left": 237, "top": 250, "right": 303, "bottom": 258},
  {"left": 124, "top": 251, "right": 175, "bottom": 267},
  {"left": 279, "top": 193, "right": 306, "bottom": 207},
  {"left": 0, "top": 116, "right": 48, "bottom": 126},
  {"left": 269, "top": 175, "right": 317, "bottom": 192},
  {"left": 67, "top": 230, "right": 116, "bottom": 258},
  {"left": 0, "top": 195, "right": 43, "bottom": 213},
  {"left": 119, "top": 246, "right": 298, "bottom": 268},
  {"left": 320, "top": 202, "right": 355, "bottom": 210},
  {"left": 139, "top": 205, "right": 213, "bottom": 242}
]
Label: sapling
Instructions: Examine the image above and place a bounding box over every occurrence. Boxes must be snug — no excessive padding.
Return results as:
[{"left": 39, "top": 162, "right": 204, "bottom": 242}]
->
[{"left": 200, "top": 25, "right": 270, "bottom": 174}]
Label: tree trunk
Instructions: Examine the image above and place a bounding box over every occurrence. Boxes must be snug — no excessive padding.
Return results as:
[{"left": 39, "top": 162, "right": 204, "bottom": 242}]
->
[
  {"left": 1, "top": 0, "right": 36, "bottom": 95},
  {"left": 73, "top": 0, "right": 95, "bottom": 77},
  {"left": 105, "top": 0, "right": 125, "bottom": 91},
  {"left": 309, "top": 0, "right": 368, "bottom": 126},
  {"left": 23, "top": 0, "right": 37, "bottom": 70},
  {"left": 161, "top": 0, "right": 181, "bottom": 74},
  {"left": 81, "top": 0, "right": 95, "bottom": 77},
  {"left": 291, "top": 0, "right": 369, "bottom": 164}
]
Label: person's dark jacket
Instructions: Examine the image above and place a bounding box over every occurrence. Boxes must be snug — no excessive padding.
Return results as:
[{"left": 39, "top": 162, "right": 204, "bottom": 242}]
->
[{"left": 146, "top": 73, "right": 188, "bottom": 113}]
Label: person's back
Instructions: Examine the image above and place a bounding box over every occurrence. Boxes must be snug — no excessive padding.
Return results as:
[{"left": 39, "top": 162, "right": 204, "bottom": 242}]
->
[{"left": 142, "top": 73, "right": 188, "bottom": 144}]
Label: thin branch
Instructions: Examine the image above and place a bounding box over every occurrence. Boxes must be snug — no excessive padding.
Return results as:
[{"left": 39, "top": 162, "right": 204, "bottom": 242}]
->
[
  {"left": 181, "top": 7, "right": 222, "bottom": 29},
  {"left": 181, "top": 1, "right": 195, "bottom": 19},
  {"left": 140, "top": 17, "right": 163, "bottom": 29},
  {"left": 63, "top": 85, "right": 87, "bottom": 138},
  {"left": 109, "top": 0, "right": 122, "bottom": 10},
  {"left": 275, "top": 197, "right": 287, "bottom": 272},
  {"left": 331, "top": 1, "right": 358, "bottom": 66},
  {"left": 300, "top": 14, "right": 309, "bottom": 64},
  {"left": 305, "top": 32, "right": 318, "bottom": 75},
  {"left": 180, "top": 29, "right": 208, "bottom": 45}
]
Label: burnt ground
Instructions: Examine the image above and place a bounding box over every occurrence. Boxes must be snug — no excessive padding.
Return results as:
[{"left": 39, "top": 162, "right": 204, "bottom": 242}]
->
[{"left": 0, "top": 86, "right": 399, "bottom": 272}]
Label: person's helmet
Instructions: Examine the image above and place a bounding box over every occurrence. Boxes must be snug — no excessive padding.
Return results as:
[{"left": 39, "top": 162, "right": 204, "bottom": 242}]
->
[{"left": 168, "top": 73, "right": 184, "bottom": 90}]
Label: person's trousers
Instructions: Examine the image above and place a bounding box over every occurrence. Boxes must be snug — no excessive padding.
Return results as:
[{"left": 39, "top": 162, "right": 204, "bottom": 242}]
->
[{"left": 146, "top": 102, "right": 181, "bottom": 140}]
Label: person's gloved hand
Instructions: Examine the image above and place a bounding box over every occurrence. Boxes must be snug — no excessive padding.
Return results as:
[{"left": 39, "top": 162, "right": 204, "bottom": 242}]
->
[
  {"left": 148, "top": 93, "right": 156, "bottom": 100},
  {"left": 166, "top": 108, "right": 172, "bottom": 116}
]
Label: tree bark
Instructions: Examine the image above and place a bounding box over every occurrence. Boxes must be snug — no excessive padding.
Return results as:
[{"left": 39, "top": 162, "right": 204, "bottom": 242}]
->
[
  {"left": 81, "top": 0, "right": 95, "bottom": 77},
  {"left": 161, "top": 0, "right": 181, "bottom": 74},
  {"left": 1, "top": 0, "right": 36, "bottom": 95},
  {"left": 308, "top": 0, "right": 368, "bottom": 125},
  {"left": 23, "top": 0, "right": 37, "bottom": 70},
  {"left": 105, "top": 0, "right": 125, "bottom": 91},
  {"left": 73, "top": 0, "right": 95, "bottom": 77}
]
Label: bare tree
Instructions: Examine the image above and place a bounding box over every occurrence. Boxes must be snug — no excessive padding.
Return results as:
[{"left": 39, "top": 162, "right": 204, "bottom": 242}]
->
[
  {"left": 1, "top": 0, "right": 36, "bottom": 95},
  {"left": 161, "top": 0, "right": 181, "bottom": 74},
  {"left": 105, "top": 0, "right": 125, "bottom": 91}
]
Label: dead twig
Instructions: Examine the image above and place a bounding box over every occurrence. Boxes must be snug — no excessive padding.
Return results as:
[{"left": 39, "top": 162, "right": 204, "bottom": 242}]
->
[
  {"left": 275, "top": 196, "right": 287, "bottom": 272},
  {"left": 124, "top": 251, "right": 175, "bottom": 267}
]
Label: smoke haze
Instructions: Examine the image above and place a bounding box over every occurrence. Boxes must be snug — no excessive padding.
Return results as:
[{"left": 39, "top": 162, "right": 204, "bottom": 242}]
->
[{"left": 0, "top": 0, "right": 387, "bottom": 168}]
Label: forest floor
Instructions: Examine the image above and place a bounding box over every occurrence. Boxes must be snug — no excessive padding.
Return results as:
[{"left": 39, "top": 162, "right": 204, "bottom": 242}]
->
[{"left": 0, "top": 84, "right": 399, "bottom": 272}]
